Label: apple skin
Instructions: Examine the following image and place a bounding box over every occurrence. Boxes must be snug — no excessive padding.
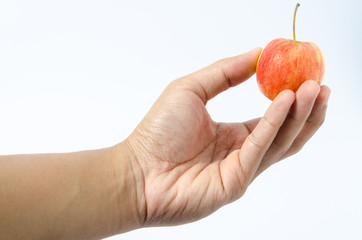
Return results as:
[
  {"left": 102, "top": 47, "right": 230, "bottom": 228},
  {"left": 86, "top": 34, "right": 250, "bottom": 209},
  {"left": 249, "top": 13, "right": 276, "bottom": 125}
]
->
[{"left": 256, "top": 38, "right": 325, "bottom": 100}]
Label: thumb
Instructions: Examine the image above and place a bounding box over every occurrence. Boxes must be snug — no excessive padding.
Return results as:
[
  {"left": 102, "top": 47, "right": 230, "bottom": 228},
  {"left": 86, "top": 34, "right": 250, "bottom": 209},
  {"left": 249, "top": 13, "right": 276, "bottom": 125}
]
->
[{"left": 184, "top": 47, "right": 262, "bottom": 103}]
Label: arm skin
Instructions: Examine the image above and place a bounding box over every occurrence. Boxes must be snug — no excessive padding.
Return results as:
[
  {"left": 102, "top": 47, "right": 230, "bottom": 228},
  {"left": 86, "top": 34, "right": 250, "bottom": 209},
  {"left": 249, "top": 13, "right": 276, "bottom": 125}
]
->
[
  {"left": 0, "top": 144, "right": 140, "bottom": 239},
  {"left": 0, "top": 48, "right": 330, "bottom": 239}
]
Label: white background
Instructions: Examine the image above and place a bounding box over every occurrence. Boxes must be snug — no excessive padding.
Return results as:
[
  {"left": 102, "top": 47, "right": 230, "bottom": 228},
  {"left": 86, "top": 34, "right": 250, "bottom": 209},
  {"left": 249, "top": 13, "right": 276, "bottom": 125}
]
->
[{"left": 1, "top": 0, "right": 361, "bottom": 239}]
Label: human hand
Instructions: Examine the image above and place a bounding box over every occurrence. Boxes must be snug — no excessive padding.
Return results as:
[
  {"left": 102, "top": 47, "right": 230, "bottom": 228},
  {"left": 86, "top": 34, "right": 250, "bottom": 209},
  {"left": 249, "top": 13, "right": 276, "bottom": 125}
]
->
[{"left": 122, "top": 48, "right": 330, "bottom": 227}]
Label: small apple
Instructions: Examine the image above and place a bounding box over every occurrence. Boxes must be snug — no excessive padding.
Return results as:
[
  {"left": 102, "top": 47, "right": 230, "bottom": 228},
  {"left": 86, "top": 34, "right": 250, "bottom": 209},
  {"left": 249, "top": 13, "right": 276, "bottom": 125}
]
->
[{"left": 256, "top": 3, "right": 325, "bottom": 100}]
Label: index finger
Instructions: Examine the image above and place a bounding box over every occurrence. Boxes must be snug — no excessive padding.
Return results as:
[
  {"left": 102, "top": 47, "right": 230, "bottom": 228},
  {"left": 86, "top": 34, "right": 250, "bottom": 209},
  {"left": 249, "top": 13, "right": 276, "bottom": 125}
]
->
[{"left": 238, "top": 89, "right": 295, "bottom": 184}]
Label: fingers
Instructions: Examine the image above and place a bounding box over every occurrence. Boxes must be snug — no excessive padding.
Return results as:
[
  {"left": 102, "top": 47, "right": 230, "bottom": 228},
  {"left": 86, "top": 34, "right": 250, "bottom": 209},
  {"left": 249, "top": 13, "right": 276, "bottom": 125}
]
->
[
  {"left": 282, "top": 85, "right": 331, "bottom": 158},
  {"left": 219, "top": 90, "right": 295, "bottom": 200},
  {"left": 237, "top": 90, "right": 295, "bottom": 184},
  {"left": 180, "top": 47, "right": 262, "bottom": 103},
  {"left": 253, "top": 80, "right": 321, "bottom": 177}
]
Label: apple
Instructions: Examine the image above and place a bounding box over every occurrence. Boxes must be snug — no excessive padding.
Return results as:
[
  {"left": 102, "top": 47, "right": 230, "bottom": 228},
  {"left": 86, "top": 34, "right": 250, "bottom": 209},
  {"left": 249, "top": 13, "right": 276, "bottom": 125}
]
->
[{"left": 256, "top": 3, "right": 325, "bottom": 100}]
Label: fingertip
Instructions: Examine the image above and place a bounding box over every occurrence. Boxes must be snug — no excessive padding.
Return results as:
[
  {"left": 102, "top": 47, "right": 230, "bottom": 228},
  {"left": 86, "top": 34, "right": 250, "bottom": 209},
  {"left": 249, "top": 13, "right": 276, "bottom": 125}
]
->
[
  {"left": 251, "top": 47, "right": 263, "bottom": 55},
  {"left": 267, "top": 89, "right": 295, "bottom": 117},
  {"left": 303, "top": 80, "right": 321, "bottom": 91},
  {"left": 321, "top": 85, "right": 331, "bottom": 98},
  {"left": 238, "top": 47, "right": 263, "bottom": 63},
  {"left": 249, "top": 47, "right": 263, "bottom": 63},
  {"left": 281, "top": 89, "right": 296, "bottom": 98},
  {"left": 318, "top": 85, "right": 331, "bottom": 104},
  {"left": 274, "top": 89, "right": 295, "bottom": 104},
  {"left": 297, "top": 80, "right": 321, "bottom": 100},
  {"left": 321, "top": 85, "right": 331, "bottom": 92}
]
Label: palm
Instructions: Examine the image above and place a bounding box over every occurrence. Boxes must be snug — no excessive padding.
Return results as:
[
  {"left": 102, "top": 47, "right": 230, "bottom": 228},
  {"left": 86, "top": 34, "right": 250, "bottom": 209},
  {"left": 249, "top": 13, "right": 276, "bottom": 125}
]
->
[{"left": 131, "top": 82, "right": 255, "bottom": 226}]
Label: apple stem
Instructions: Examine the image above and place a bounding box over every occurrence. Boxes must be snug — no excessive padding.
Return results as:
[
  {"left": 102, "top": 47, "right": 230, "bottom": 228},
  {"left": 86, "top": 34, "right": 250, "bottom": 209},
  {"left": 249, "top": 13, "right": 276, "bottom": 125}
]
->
[{"left": 293, "top": 3, "right": 300, "bottom": 43}]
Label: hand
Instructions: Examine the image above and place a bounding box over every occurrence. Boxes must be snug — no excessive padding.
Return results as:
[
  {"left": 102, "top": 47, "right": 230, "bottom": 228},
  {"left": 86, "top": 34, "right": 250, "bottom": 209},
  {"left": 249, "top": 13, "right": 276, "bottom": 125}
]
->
[{"left": 124, "top": 48, "right": 331, "bottom": 227}]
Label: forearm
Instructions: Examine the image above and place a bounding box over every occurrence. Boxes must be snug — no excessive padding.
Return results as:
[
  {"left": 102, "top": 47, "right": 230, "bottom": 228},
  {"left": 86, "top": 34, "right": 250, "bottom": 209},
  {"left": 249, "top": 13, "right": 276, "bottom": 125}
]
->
[{"left": 0, "top": 142, "right": 140, "bottom": 239}]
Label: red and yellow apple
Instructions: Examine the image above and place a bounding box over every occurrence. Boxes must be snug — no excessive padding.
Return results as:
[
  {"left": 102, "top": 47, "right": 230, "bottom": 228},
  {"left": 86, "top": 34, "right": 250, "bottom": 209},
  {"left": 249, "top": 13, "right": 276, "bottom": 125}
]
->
[{"left": 256, "top": 3, "right": 325, "bottom": 100}]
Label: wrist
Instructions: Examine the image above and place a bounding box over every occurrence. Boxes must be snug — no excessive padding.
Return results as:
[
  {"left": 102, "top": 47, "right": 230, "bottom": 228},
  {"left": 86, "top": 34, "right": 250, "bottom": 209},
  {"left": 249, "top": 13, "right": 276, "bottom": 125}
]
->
[{"left": 109, "top": 139, "right": 147, "bottom": 232}]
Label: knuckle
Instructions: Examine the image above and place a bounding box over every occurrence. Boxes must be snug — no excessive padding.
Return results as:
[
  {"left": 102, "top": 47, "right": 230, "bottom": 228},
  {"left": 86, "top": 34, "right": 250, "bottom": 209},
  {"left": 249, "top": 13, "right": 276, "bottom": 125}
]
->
[
  {"left": 307, "top": 104, "right": 328, "bottom": 126},
  {"left": 247, "top": 132, "right": 264, "bottom": 150},
  {"left": 169, "top": 78, "right": 187, "bottom": 88},
  {"left": 270, "top": 140, "right": 289, "bottom": 160},
  {"left": 291, "top": 141, "right": 304, "bottom": 155},
  {"left": 272, "top": 140, "right": 288, "bottom": 158},
  {"left": 279, "top": 149, "right": 288, "bottom": 159},
  {"left": 307, "top": 115, "right": 325, "bottom": 127},
  {"left": 165, "top": 78, "right": 182, "bottom": 91},
  {"left": 263, "top": 115, "right": 279, "bottom": 129},
  {"left": 215, "top": 58, "right": 228, "bottom": 66},
  {"left": 317, "top": 117, "right": 326, "bottom": 126}
]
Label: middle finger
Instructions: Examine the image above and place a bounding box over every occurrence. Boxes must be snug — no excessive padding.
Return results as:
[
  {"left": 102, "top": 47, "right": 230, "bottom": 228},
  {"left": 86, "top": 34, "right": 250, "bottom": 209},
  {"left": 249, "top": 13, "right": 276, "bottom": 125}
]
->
[{"left": 253, "top": 80, "right": 320, "bottom": 178}]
